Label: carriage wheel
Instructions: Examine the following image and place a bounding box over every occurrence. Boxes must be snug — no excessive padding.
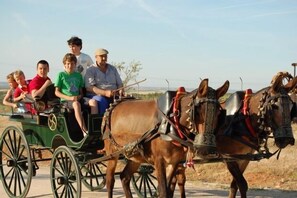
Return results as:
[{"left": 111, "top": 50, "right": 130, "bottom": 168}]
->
[
  {"left": 50, "top": 146, "right": 81, "bottom": 198},
  {"left": 81, "top": 162, "right": 107, "bottom": 191},
  {"left": 48, "top": 113, "right": 57, "bottom": 131},
  {"left": 0, "top": 126, "right": 32, "bottom": 198},
  {"left": 132, "top": 164, "right": 158, "bottom": 198}
]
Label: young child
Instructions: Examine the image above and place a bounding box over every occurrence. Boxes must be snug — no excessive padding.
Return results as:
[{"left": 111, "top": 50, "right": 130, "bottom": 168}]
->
[
  {"left": 55, "top": 53, "right": 98, "bottom": 136},
  {"left": 2, "top": 72, "right": 18, "bottom": 109},
  {"left": 13, "top": 70, "right": 29, "bottom": 102},
  {"left": 29, "top": 60, "right": 52, "bottom": 100},
  {"left": 13, "top": 70, "right": 34, "bottom": 113}
]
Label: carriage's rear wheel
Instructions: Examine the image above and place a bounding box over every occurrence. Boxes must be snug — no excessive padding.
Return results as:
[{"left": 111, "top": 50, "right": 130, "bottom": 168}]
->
[
  {"left": 50, "top": 146, "right": 81, "bottom": 198},
  {"left": 131, "top": 164, "right": 158, "bottom": 198},
  {"left": 0, "top": 126, "right": 32, "bottom": 198},
  {"left": 81, "top": 161, "right": 107, "bottom": 191}
]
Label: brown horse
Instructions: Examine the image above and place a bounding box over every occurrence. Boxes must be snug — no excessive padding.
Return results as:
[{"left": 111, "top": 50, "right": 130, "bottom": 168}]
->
[
  {"left": 102, "top": 79, "right": 229, "bottom": 198},
  {"left": 172, "top": 72, "right": 297, "bottom": 198}
]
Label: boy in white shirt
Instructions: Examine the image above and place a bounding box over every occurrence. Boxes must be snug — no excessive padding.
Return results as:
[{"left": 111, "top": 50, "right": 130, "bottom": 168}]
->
[{"left": 67, "top": 36, "right": 93, "bottom": 77}]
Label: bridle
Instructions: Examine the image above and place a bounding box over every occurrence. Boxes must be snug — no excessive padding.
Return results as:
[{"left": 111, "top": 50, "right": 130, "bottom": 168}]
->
[
  {"left": 176, "top": 88, "right": 221, "bottom": 148},
  {"left": 257, "top": 87, "right": 292, "bottom": 141}
]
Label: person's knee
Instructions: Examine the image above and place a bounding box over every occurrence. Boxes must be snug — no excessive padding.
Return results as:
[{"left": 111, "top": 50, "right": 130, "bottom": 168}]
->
[
  {"left": 89, "top": 99, "right": 98, "bottom": 107},
  {"left": 72, "top": 101, "right": 81, "bottom": 109}
]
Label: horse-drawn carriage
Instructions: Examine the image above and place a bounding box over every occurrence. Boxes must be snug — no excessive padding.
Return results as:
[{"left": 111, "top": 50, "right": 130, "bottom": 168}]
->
[{"left": 1, "top": 72, "right": 296, "bottom": 198}]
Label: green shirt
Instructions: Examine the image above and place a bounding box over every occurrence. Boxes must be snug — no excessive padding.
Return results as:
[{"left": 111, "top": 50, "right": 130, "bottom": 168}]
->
[{"left": 54, "top": 71, "right": 84, "bottom": 101}]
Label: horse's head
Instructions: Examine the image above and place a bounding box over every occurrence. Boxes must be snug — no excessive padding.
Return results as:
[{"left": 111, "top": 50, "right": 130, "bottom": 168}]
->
[
  {"left": 178, "top": 79, "right": 229, "bottom": 156},
  {"left": 257, "top": 72, "right": 297, "bottom": 149}
]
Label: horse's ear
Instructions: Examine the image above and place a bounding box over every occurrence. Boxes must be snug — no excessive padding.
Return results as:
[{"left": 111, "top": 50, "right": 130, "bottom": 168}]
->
[
  {"left": 198, "top": 79, "right": 209, "bottom": 97},
  {"left": 216, "top": 80, "right": 229, "bottom": 99},
  {"left": 271, "top": 74, "right": 283, "bottom": 92},
  {"left": 284, "top": 76, "right": 297, "bottom": 92}
]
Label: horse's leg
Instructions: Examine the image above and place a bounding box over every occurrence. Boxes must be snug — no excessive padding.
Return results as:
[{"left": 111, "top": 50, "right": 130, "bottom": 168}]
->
[
  {"left": 120, "top": 160, "right": 140, "bottom": 198},
  {"left": 226, "top": 161, "right": 248, "bottom": 198},
  {"left": 106, "top": 158, "right": 118, "bottom": 198},
  {"left": 104, "top": 139, "right": 118, "bottom": 198},
  {"left": 155, "top": 159, "right": 168, "bottom": 198},
  {"left": 171, "top": 166, "right": 186, "bottom": 198},
  {"left": 170, "top": 174, "right": 177, "bottom": 195},
  {"left": 176, "top": 167, "right": 186, "bottom": 198},
  {"left": 165, "top": 164, "right": 176, "bottom": 198}
]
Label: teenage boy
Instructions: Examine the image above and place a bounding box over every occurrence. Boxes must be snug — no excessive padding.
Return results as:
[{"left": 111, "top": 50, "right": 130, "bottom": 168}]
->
[
  {"left": 67, "top": 36, "right": 93, "bottom": 77},
  {"left": 55, "top": 53, "right": 98, "bottom": 136},
  {"left": 29, "top": 60, "right": 52, "bottom": 99}
]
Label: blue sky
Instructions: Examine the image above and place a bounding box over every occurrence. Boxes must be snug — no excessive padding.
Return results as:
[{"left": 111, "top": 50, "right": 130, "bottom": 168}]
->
[{"left": 1, "top": 0, "right": 297, "bottom": 91}]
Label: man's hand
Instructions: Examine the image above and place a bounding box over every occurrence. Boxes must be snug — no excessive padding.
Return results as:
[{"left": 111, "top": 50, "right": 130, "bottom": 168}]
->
[{"left": 104, "top": 90, "right": 113, "bottom": 98}]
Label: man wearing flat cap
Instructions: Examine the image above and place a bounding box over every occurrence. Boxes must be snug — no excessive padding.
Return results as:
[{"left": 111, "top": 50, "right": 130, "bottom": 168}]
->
[{"left": 84, "top": 48, "right": 123, "bottom": 115}]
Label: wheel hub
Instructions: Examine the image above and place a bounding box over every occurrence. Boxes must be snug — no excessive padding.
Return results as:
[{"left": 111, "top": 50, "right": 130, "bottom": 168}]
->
[
  {"left": 6, "top": 159, "right": 17, "bottom": 167},
  {"left": 57, "top": 177, "right": 67, "bottom": 185},
  {"left": 57, "top": 176, "right": 76, "bottom": 185}
]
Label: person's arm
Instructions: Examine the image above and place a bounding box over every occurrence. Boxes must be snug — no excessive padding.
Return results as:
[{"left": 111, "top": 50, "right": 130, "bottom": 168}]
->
[
  {"left": 13, "top": 88, "right": 26, "bottom": 102},
  {"left": 55, "top": 87, "right": 79, "bottom": 101},
  {"left": 85, "top": 67, "right": 113, "bottom": 97},
  {"left": 31, "top": 79, "right": 52, "bottom": 99},
  {"left": 2, "top": 89, "right": 17, "bottom": 108},
  {"left": 86, "top": 85, "right": 113, "bottom": 97}
]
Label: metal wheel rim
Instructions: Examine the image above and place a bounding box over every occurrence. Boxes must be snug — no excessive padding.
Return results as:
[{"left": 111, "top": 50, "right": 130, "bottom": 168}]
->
[
  {"left": 0, "top": 126, "right": 32, "bottom": 198},
  {"left": 50, "top": 146, "right": 81, "bottom": 198}
]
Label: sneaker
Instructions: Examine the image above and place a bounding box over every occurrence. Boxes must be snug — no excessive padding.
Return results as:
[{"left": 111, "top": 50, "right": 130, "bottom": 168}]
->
[{"left": 83, "top": 130, "right": 88, "bottom": 137}]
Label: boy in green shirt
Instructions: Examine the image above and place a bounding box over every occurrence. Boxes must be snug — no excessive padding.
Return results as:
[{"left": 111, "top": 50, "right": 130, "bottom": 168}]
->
[{"left": 55, "top": 53, "right": 98, "bottom": 136}]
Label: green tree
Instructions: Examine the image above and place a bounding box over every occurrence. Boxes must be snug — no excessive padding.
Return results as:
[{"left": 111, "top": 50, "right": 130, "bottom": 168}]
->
[{"left": 112, "top": 61, "right": 142, "bottom": 87}]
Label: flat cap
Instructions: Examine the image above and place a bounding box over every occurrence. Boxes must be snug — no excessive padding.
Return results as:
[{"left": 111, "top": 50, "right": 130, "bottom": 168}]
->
[{"left": 95, "top": 48, "right": 109, "bottom": 56}]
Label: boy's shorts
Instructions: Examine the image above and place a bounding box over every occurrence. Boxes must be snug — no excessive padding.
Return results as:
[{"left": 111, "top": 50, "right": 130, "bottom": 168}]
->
[{"left": 62, "top": 97, "right": 90, "bottom": 109}]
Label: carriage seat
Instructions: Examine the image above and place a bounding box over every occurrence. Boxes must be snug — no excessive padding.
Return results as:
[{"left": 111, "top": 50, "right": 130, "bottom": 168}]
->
[{"left": 224, "top": 91, "right": 245, "bottom": 116}]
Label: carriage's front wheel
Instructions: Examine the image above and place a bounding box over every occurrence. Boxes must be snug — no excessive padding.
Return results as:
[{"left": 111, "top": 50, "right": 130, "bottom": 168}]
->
[
  {"left": 50, "top": 146, "right": 81, "bottom": 198},
  {"left": 131, "top": 164, "right": 158, "bottom": 198},
  {"left": 0, "top": 126, "right": 32, "bottom": 198}
]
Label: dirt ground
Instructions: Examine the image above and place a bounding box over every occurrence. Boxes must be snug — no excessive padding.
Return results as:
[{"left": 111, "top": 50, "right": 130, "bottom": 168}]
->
[{"left": 0, "top": 115, "right": 297, "bottom": 194}]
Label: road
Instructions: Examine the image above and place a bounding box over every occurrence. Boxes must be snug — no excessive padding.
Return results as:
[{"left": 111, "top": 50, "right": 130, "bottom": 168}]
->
[{"left": 0, "top": 165, "right": 297, "bottom": 198}]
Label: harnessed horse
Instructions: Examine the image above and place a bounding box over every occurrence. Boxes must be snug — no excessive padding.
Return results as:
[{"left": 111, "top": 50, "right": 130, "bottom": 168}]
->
[
  {"left": 102, "top": 79, "right": 229, "bottom": 198},
  {"left": 172, "top": 72, "right": 297, "bottom": 198}
]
